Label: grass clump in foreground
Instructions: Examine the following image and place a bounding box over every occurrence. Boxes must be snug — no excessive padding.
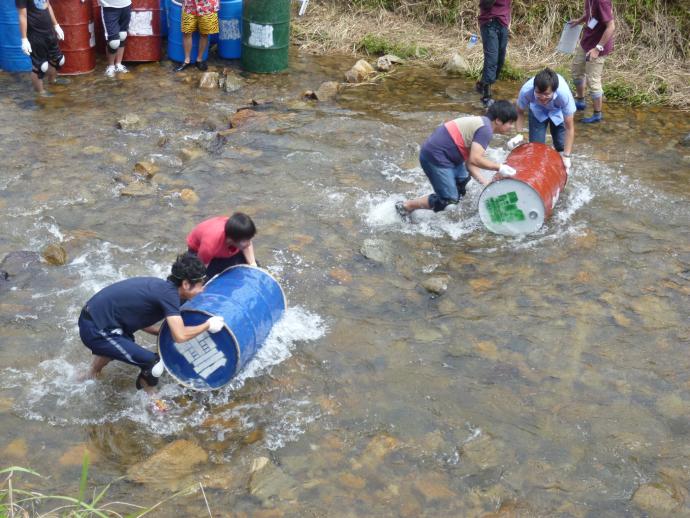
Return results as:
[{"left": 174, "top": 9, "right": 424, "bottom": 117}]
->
[
  {"left": 358, "top": 33, "right": 429, "bottom": 58},
  {"left": 0, "top": 455, "right": 211, "bottom": 517}
]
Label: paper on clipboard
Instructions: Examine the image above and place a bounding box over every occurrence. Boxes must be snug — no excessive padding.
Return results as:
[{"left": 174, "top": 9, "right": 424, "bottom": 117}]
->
[{"left": 556, "top": 22, "right": 583, "bottom": 54}]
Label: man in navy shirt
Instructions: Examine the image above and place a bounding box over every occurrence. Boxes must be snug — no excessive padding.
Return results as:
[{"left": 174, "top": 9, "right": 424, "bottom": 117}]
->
[{"left": 79, "top": 253, "right": 224, "bottom": 392}]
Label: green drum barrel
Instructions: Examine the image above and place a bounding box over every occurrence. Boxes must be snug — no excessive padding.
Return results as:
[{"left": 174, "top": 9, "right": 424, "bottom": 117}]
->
[{"left": 241, "top": 0, "right": 290, "bottom": 73}]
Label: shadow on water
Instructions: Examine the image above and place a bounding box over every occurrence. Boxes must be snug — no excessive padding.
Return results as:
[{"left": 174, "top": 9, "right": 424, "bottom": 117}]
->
[{"left": 0, "top": 48, "right": 689, "bottom": 515}]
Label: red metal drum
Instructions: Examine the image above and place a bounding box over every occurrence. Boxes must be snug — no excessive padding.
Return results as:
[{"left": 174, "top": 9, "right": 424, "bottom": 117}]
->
[
  {"left": 92, "top": 0, "right": 106, "bottom": 55},
  {"left": 52, "top": 0, "right": 96, "bottom": 75},
  {"left": 123, "top": 0, "right": 162, "bottom": 62},
  {"left": 478, "top": 142, "right": 568, "bottom": 235}
]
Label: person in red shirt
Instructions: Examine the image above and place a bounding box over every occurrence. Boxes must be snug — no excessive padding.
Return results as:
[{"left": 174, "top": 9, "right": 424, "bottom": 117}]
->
[
  {"left": 568, "top": 0, "right": 615, "bottom": 123},
  {"left": 475, "top": 0, "right": 512, "bottom": 107},
  {"left": 186, "top": 213, "right": 257, "bottom": 279}
]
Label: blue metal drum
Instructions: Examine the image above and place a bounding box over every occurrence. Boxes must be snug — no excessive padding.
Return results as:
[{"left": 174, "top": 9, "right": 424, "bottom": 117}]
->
[
  {"left": 218, "top": 0, "right": 241, "bottom": 58},
  {"left": 158, "top": 265, "right": 286, "bottom": 391},
  {"left": 0, "top": 1, "right": 31, "bottom": 72},
  {"left": 166, "top": 0, "right": 209, "bottom": 63}
]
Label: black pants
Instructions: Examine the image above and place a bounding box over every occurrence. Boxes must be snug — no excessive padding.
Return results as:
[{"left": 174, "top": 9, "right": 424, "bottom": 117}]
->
[
  {"left": 187, "top": 248, "right": 249, "bottom": 281},
  {"left": 480, "top": 19, "right": 509, "bottom": 85}
]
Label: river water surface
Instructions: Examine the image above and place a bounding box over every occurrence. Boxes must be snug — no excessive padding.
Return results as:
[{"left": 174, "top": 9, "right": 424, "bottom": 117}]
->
[{"left": 1, "top": 50, "right": 689, "bottom": 516}]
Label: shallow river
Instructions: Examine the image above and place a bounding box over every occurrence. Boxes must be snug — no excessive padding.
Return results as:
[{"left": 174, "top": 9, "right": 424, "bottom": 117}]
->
[{"left": 1, "top": 49, "right": 689, "bottom": 516}]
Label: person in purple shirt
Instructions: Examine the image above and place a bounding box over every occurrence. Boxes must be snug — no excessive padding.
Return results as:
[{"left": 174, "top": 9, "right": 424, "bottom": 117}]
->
[
  {"left": 396, "top": 100, "right": 517, "bottom": 217},
  {"left": 515, "top": 68, "right": 576, "bottom": 172},
  {"left": 475, "top": 0, "right": 512, "bottom": 107},
  {"left": 568, "top": 0, "right": 615, "bottom": 123}
]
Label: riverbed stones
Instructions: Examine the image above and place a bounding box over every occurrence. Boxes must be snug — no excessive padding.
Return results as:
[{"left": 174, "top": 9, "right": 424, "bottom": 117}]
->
[
  {"left": 126, "top": 439, "right": 208, "bottom": 488},
  {"left": 199, "top": 72, "right": 219, "bottom": 89},
  {"left": 443, "top": 52, "right": 470, "bottom": 75},
  {"left": 179, "top": 188, "right": 199, "bottom": 204},
  {"left": 632, "top": 483, "right": 682, "bottom": 513},
  {"left": 329, "top": 267, "right": 352, "bottom": 284},
  {"left": 223, "top": 69, "right": 244, "bottom": 92},
  {"left": 116, "top": 113, "right": 143, "bottom": 130},
  {"left": 345, "top": 59, "right": 375, "bottom": 83},
  {"left": 121, "top": 181, "right": 155, "bottom": 197},
  {"left": 314, "top": 81, "right": 340, "bottom": 101},
  {"left": 376, "top": 54, "right": 402, "bottom": 72},
  {"left": 133, "top": 161, "right": 159, "bottom": 178},
  {"left": 179, "top": 147, "right": 205, "bottom": 162},
  {"left": 2, "top": 438, "right": 28, "bottom": 460},
  {"left": 248, "top": 457, "right": 297, "bottom": 503},
  {"left": 421, "top": 275, "right": 449, "bottom": 295},
  {"left": 360, "top": 238, "right": 394, "bottom": 264},
  {"left": 680, "top": 132, "right": 690, "bottom": 147},
  {"left": 41, "top": 243, "right": 67, "bottom": 266},
  {"left": 59, "top": 444, "right": 100, "bottom": 466}
]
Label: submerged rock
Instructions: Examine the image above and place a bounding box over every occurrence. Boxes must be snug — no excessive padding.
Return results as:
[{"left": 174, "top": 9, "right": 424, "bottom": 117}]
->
[
  {"left": 248, "top": 458, "right": 297, "bottom": 503},
  {"left": 179, "top": 188, "right": 199, "bottom": 204},
  {"left": 116, "top": 113, "right": 143, "bottom": 130},
  {"left": 199, "top": 72, "right": 219, "bottom": 89},
  {"left": 421, "top": 275, "right": 449, "bottom": 295},
  {"left": 127, "top": 439, "right": 208, "bottom": 488},
  {"left": 632, "top": 483, "right": 682, "bottom": 514},
  {"left": 345, "top": 59, "right": 375, "bottom": 83},
  {"left": 120, "top": 181, "right": 155, "bottom": 197},
  {"left": 0, "top": 251, "right": 42, "bottom": 290},
  {"left": 315, "top": 81, "right": 340, "bottom": 101},
  {"left": 360, "top": 238, "right": 394, "bottom": 264},
  {"left": 133, "top": 161, "right": 159, "bottom": 178},
  {"left": 41, "top": 243, "right": 67, "bottom": 266},
  {"left": 223, "top": 69, "right": 244, "bottom": 92}
]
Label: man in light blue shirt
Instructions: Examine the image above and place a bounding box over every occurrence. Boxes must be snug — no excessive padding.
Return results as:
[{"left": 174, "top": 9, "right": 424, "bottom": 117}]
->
[{"left": 515, "top": 68, "right": 575, "bottom": 172}]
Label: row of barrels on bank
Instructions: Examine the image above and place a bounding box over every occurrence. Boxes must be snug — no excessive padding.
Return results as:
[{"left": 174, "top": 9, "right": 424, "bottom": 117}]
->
[{"left": 0, "top": 0, "right": 290, "bottom": 74}]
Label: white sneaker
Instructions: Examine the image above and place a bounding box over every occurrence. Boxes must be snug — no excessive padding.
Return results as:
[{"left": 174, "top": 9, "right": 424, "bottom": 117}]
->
[
  {"left": 115, "top": 63, "right": 128, "bottom": 74},
  {"left": 105, "top": 65, "right": 116, "bottom": 78}
]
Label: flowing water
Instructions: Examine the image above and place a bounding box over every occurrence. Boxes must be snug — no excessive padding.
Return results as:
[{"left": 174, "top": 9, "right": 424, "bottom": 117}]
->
[{"left": 0, "top": 50, "right": 689, "bottom": 516}]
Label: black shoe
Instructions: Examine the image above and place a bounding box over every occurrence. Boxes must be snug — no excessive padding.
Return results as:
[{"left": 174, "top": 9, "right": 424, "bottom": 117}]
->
[
  {"left": 475, "top": 81, "right": 484, "bottom": 94},
  {"left": 174, "top": 62, "right": 192, "bottom": 72},
  {"left": 196, "top": 61, "right": 208, "bottom": 71},
  {"left": 455, "top": 177, "right": 471, "bottom": 197},
  {"left": 481, "top": 97, "right": 494, "bottom": 107}
]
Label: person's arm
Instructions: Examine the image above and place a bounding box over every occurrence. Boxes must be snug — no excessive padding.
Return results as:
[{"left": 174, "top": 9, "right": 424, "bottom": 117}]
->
[
  {"left": 17, "top": 7, "right": 28, "bottom": 38},
  {"left": 242, "top": 241, "right": 257, "bottom": 266},
  {"left": 47, "top": 1, "right": 58, "bottom": 25},
  {"left": 586, "top": 19, "right": 615, "bottom": 59},
  {"left": 467, "top": 142, "right": 500, "bottom": 186},
  {"left": 143, "top": 325, "right": 161, "bottom": 335},
  {"left": 563, "top": 114, "right": 575, "bottom": 156},
  {"left": 515, "top": 105, "right": 526, "bottom": 133},
  {"left": 165, "top": 315, "right": 211, "bottom": 343}
]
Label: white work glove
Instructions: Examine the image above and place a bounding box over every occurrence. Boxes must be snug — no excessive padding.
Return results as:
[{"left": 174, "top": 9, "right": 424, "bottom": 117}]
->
[
  {"left": 506, "top": 134, "right": 524, "bottom": 151},
  {"left": 54, "top": 24, "right": 64, "bottom": 41},
  {"left": 151, "top": 359, "right": 165, "bottom": 377},
  {"left": 21, "top": 38, "right": 32, "bottom": 56},
  {"left": 561, "top": 154, "right": 572, "bottom": 173},
  {"left": 207, "top": 316, "right": 225, "bottom": 333},
  {"left": 498, "top": 163, "right": 517, "bottom": 176}
]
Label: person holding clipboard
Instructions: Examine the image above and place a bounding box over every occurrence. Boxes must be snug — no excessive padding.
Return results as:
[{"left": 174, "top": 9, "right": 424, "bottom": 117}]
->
[{"left": 568, "top": 0, "right": 616, "bottom": 124}]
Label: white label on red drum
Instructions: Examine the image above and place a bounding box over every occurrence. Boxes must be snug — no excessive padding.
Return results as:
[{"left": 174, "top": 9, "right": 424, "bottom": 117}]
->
[
  {"left": 129, "top": 11, "right": 153, "bottom": 36},
  {"left": 89, "top": 22, "right": 95, "bottom": 47},
  {"left": 220, "top": 19, "right": 240, "bottom": 41},
  {"left": 248, "top": 22, "right": 273, "bottom": 48}
]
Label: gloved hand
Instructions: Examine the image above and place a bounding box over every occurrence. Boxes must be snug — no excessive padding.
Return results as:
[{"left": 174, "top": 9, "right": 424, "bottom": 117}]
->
[
  {"left": 151, "top": 359, "right": 165, "bottom": 377},
  {"left": 506, "top": 134, "right": 524, "bottom": 151},
  {"left": 207, "top": 316, "right": 225, "bottom": 333},
  {"left": 498, "top": 163, "right": 517, "bottom": 176},
  {"left": 21, "top": 38, "right": 32, "bottom": 56},
  {"left": 562, "top": 155, "right": 571, "bottom": 173},
  {"left": 54, "top": 24, "right": 64, "bottom": 40}
]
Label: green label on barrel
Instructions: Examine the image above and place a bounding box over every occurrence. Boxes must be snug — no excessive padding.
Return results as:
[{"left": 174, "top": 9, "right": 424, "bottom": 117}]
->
[{"left": 485, "top": 191, "right": 525, "bottom": 223}]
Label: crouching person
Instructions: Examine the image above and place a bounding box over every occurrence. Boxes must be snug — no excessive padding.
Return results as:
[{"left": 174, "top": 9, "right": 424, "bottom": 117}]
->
[
  {"left": 396, "top": 100, "right": 518, "bottom": 218},
  {"left": 79, "top": 252, "right": 224, "bottom": 393}
]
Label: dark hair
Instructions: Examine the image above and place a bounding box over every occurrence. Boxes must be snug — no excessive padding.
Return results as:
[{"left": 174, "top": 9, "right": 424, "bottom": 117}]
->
[
  {"left": 224, "top": 212, "right": 256, "bottom": 241},
  {"left": 534, "top": 68, "right": 559, "bottom": 93},
  {"left": 486, "top": 100, "right": 518, "bottom": 123},
  {"left": 168, "top": 252, "right": 206, "bottom": 286}
]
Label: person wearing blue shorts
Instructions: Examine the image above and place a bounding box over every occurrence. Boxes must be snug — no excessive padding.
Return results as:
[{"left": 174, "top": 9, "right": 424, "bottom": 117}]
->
[
  {"left": 396, "top": 100, "right": 518, "bottom": 217},
  {"left": 78, "top": 253, "right": 225, "bottom": 392},
  {"left": 99, "top": 0, "right": 132, "bottom": 77}
]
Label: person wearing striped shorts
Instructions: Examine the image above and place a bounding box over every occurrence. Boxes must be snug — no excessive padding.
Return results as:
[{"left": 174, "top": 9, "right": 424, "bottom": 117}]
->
[{"left": 174, "top": 0, "right": 219, "bottom": 72}]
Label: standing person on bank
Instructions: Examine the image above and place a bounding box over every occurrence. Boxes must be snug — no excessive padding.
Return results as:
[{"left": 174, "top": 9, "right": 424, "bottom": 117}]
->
[
  {"left": 514, "top": 68, "right": 576, "bottom": 173},
  {"left": 174, "top": 0, "right": 219, "bottom": 71},
  {"left": 99, "top": 0, "right": 132, "bottom": 78},
  {"left": 186, "top": 213, "right": 258, "bottom": 279},
  {"left": 569, "top": 0, "right": 615, "bottom": 123},
  {"left": 395, "top": 100, "right": 518, "bottom": 217},
  {"left": 16, "top": 0, "right": 66, "bottom": 95},
  {"left": 475, "top": 0, "right": 512, "bottom": 107},
  {"left": 79, "top": 253, "right": 224, "bottom": 393}
]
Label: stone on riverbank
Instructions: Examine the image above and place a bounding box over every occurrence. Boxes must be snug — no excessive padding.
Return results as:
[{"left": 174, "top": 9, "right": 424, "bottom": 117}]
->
[
  {"left": 376, "top": 54, "right": 403, "bottom": 72},
  {"left": 345, "top": 59, "right": 375, "bottom": 83},
  {"left": 222, "top": 69, "right": 244, "bottom": 92},
  {"left": 443, "top": 52, "right": 470, "bottom": 75}
]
